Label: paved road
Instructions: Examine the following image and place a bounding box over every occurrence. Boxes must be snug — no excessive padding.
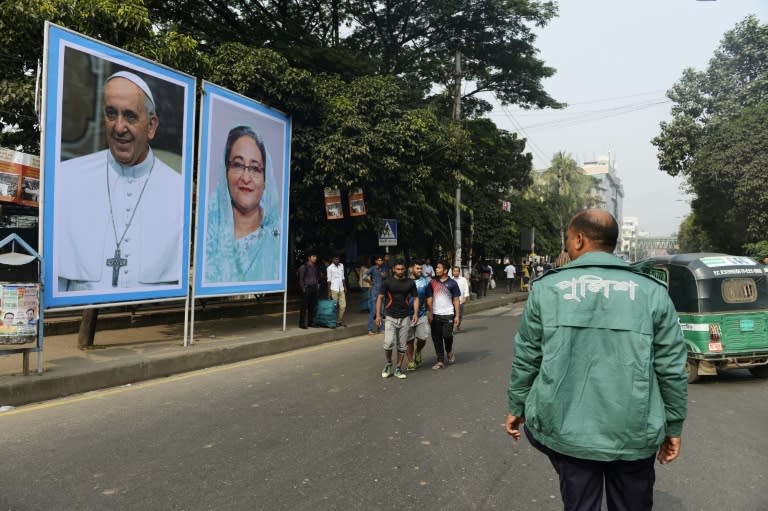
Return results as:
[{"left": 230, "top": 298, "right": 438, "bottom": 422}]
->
[{"left": 1, "top": 303, "right": 767, "bottom": 510}]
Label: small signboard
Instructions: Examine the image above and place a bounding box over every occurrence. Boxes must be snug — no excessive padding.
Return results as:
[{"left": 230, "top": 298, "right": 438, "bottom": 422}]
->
[
  {"left": 0, "top": 283, "right": 39, "bottom": 344},
  {"left": 378, "top": 218, "right": 397, "bottom": 246}
]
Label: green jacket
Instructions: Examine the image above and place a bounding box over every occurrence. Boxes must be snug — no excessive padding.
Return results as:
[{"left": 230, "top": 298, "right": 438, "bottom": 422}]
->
[{"left": 508, "top": 252, "right": 688, "bottom": 461}]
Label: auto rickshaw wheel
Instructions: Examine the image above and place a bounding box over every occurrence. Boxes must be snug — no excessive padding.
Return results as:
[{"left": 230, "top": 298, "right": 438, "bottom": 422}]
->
[
  {"left": 686, "top": 359, "right": 700, "bottom": 384},
  {"left": 748, "top": 365, "right": 768, "bottom": 379}
]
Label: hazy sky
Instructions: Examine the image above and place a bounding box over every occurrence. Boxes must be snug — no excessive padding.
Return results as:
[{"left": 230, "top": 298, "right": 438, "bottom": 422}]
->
[{"left": 486, "top": 0, "right": 767, "bottom": 236}]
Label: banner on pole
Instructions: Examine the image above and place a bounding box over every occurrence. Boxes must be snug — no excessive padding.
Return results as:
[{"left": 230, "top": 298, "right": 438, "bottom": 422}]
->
[
  {"left": 324, "top": 187, "right": 343, "bottom": 220},
  {"left": 0, "top": 148, "right": 39, "bottom": 208},
  {"left": 348, "top": 188, "right": 366, "bottom": 217}
]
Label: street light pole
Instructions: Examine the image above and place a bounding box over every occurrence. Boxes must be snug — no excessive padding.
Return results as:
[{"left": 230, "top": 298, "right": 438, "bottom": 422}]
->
[{"left": 453, "top": 48, "right": 463, "bottom": 268}]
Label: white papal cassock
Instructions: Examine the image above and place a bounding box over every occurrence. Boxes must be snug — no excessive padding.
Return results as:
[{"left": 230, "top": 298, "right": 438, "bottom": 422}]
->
[{"left": 55, "top": 148, "right": 183, "bottom": 293}]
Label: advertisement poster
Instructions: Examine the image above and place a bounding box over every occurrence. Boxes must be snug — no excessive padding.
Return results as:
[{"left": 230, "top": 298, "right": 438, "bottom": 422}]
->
[
  {"left": 324, "top": 188, "right": 343, "bottom": 220},
  {"left": 41, "top": 24, "right": 196, "bottom": 308},
  {"left": 0, "top": 148, "right": 39, "bottom": 207},
  {"left": 0, "top": 284, "right": 39, "bottom": 344},
  {"left": 194, "top": 82, "right": 291, "bottom": 297},
  {"left": 348, "top": 188, "right": 366, "bottom": 217}
]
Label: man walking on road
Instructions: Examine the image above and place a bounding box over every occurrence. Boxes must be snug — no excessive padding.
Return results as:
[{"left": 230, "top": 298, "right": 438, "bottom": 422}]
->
[
  {"left": 505, "top": 209, "right": 688, "bottom": 511},
  {"left": 327, "top": 255, "right": 347, "bottom": 326},
  {"left": 297, "top": 253, "right": 319, "bottom": 329},
  {"left": 451, "top": 266, "right": 470, "bottom": 332},
  {"left": 426, "top": 260, "right": 461, "bottom": 369},
  {"left": 406, "top": 260, "right": 431, "bottom": 371},
  {"left": 375, "top": 260, "right": 418, "bottom": 379},
  {"left": 503, "top": 261, "right": 516, "bottom": 293},
  {"left": 363, "top": 256, "right": 387, "bottom": 335}
]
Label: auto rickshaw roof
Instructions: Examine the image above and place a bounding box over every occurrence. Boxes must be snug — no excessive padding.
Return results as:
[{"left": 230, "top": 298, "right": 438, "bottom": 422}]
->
[{"left": 637, "top": 252, "right": 763, "bottom": 279}]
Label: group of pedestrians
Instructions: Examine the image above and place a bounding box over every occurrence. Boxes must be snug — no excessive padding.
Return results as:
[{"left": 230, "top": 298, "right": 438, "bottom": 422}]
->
[
  {"left": 375, "top": 259, "right": 464, "bottom": 379},
  {"left": 298, "top": 252, "right": 471, "bottom": 379},
  {"left": 297, "top": 251, "right": 348, "bottom": 329}
]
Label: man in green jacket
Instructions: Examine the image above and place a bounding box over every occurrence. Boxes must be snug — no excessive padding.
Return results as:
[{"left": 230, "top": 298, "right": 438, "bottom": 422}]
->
[{"left": 505, "top": 209, "right": 687, "bottom": 511}]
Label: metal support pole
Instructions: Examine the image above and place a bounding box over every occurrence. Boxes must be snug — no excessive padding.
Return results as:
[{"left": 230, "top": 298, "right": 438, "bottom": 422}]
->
[
  {"left": 455, "top": 184, "right": 462, "bottom": 267},
  {"left": 453, "top": 48, "right": 463, "bottom": 267}
]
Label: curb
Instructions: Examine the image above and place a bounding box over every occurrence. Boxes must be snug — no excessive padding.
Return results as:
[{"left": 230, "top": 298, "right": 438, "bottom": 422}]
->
[{"left": 0, "top": 294, "right": 527, "bottom": 407}]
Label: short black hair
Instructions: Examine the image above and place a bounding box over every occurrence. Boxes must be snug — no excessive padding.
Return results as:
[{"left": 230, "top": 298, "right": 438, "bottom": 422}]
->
[
  {"left": 393, "top": 259, "right": 406, "bottom": 268},
  {"left": 436, "top": 259, "right": 450, "bottom": 271},
  {"left": 411, "top": 259, "right": 424, "bottom": 266},
  {"left": 568, "top": 209, "right": 618, "bottom": 250}
]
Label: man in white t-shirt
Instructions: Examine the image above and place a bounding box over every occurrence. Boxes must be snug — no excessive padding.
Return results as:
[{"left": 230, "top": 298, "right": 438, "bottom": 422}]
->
[
  {"left": 327, "top": 255, "right": 347, "bottom": 326},
  {"left": 503, "top": 262, "right": 517, "bottom": 293},
  {"left": 451, "top": 266, "right": 470, "bottom": 332}
]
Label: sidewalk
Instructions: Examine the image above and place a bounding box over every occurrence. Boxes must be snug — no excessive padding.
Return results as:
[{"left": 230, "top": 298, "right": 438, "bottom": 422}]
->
[{"left": 0, "top": 289, "right": 528, "bottom": 407}]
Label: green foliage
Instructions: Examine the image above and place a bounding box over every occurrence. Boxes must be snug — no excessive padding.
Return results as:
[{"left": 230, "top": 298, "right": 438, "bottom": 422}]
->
[
  {"left": 687, "top": 103, "right": 768, "bottom": 253},
  {"left": 652, "top": 16, "right": 768, "bottom": 253},
  {"left": 676, "top": 213, "right": 712, "bottom": 253},
  {"left": 345, "top": 0, "right": 562, "bottom": 110},
  {"left": 0, "top": 0, "right": 201, "bottom": 152},
  {"left": 530, "top": 152, "right": 601, "bottom": 251},
  {"left": 0, "top": 0, "right": 563, "bottom": 262},
  {"left": 742, "top": 240, "right": 768, "bottom": 261},
  {"left": 463, "top": 119, "right": 534, "bottom": 258}
]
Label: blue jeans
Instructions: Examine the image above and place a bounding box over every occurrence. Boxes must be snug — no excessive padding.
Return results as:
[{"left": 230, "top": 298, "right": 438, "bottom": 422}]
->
[{"left": 368, "top": 291, "right": 383, "bottom": 332}]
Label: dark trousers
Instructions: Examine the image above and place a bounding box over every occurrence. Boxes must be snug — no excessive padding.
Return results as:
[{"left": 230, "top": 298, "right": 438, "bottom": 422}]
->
[
  {"left": 430, "top": 314, "right": 454, "bottom": 362},
  {"left": 299, "top": 285, "right": 318, "bottom": 327},
  {"left": 479, "top": 276, "right": 490, "bottom": 297},
  {"left": 525, "top": 427, "right": 655, "bottom": 511}
]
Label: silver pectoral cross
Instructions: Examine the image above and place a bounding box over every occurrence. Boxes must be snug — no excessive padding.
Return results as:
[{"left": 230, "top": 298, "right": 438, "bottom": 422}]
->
[{"left": 106, "top": 247, "right": 128, "bottom": 287}]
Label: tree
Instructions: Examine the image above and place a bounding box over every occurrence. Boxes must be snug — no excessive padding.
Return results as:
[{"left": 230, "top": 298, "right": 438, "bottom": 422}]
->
[
  {"left": 686, "top": 103, "right": 768, "bottom": 253},
  {"left": 0, "top": 0, "right": 203, "bottom": 152},
  {"left": 462, "top": 118, "right": 533, "bottom": 259},
  {"left": 0, "top": 0, "right": 560, "bottom": 264},
  {"left": 676, "top": 213, "right": 711, "bottom": 253},
  {"left": 652, "top": 16, "right": 768, "bottom": 253},
  {"left": 533, "top": 152, "right": 601, "bottom": 252},
  {"left": 345, "top": 0, "right": 562, "bottom": 111}
]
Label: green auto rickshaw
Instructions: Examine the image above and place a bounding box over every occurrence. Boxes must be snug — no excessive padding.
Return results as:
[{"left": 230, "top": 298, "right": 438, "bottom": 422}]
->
[{"left": 634, "top": 253, "right": 768, "bottom": 383}]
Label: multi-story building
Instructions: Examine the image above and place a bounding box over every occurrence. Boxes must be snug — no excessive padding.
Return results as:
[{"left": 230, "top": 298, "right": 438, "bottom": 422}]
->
[
  {"left": 581, "top": 155, "right": 624, "bottom": 251},
  {"left": 581, "top": 155, "right": 624, "bottom": 225}
]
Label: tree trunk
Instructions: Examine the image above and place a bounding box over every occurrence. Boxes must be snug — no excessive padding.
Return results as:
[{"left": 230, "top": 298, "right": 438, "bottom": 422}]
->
[{"left": 78, "top": 308, "right": 99, "bottom": 349}]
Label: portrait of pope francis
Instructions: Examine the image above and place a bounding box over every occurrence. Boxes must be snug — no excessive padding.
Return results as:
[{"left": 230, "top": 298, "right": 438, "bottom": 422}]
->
[{"left": 54, "top": 70, "right": 184, "bottom": 293}]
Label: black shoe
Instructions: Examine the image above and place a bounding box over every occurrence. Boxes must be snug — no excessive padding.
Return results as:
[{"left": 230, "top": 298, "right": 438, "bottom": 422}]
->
[{"left": 299, "top": 325, "right": 308, "bottom": 329}]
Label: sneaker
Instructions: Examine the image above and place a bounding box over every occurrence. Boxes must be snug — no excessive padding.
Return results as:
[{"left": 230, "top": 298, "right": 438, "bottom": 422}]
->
[
  {"left": 406, "top": 361, "right": 417, "bottom": 371},
  {"left": 381, "top": 363, "right": 393, "bottom": 378},
  {"left": 394, "top": 368, "right": 407, "bottom": 379},
  {"left": 414, "top": 351, "right": 422, "bottom": 366}
]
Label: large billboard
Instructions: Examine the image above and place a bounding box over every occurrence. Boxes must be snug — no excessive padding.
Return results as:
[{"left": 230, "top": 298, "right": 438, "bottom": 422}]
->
[
  {"left": 41, "top": 24, "right": 196, "bottom": 308},
  {"left": 194, "top": 82, "right": 291, "bottom": 297}
]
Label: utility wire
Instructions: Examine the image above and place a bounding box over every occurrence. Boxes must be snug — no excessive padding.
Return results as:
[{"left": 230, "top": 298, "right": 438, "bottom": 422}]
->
[
  {"left": 520, "top": 100, "right": 670, "bottom": 130},
  {"left": 494, "top": 103, "right": 549, "bottom": 164}
]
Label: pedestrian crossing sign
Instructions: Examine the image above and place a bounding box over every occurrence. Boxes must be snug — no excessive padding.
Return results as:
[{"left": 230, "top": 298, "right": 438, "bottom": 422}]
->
[{"left": 378, "top": 219, "right": 397, "bottom": 246}]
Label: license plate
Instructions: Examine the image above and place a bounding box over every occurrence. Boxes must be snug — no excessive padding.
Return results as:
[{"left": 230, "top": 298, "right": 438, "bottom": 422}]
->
[
  {"left": 740, "top": 319, "right": 754, "bottom": 332},
  {"left": 708, "top": 342, "right": 723, "bottom": 353}
]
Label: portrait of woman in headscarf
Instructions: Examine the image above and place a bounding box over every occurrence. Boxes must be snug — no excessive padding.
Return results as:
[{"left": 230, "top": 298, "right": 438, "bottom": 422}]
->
[{"left": 204, "top": 125, "right": 281, "bottom": 283}]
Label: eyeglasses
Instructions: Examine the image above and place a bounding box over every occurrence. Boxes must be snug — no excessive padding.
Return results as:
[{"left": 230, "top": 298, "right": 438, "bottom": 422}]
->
[{"left": 227, "top": 160, "right": 264, "bottom": 177}]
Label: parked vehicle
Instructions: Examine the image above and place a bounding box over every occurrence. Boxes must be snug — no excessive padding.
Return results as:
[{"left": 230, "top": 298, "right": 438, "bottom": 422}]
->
[{"left": 634, "top": 253, "right": 768, "bottom": 383}]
